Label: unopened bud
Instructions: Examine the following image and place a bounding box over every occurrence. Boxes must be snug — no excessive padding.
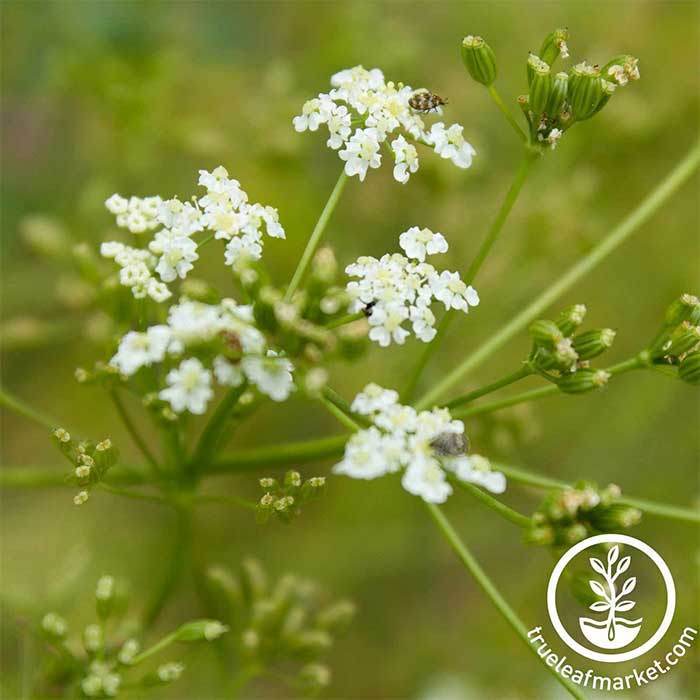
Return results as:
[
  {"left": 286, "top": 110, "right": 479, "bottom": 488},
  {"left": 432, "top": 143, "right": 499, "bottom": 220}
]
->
[
  {"left": 564, "top": 523, "right": 588, "bottom": 544},
  {"left": 157, "top": 662, "right": 185, "bottom": 683},
  {"left": 546, "top": 72, "right": 569, "bottom": 116},
  {"left": 75, "top": 465, "right": 91, "bottom": 479},
  {"left": 74, "top": 490, "right": 89, "bottom": 506},
  {"left": 527, "top": 54, "right": 551, "bottom": 113},
  {"left": 572, "top": 329, "right": 616, "bottom": 360},
  {"left": 259, "top": 478, "right": 277, "bottom": 489},
  {"left": 41, "top": 612, "right": 67, "bottom": 639},
  {"left": 679, "top": 352, "right": 700, "bottom": 385},
  {"left": 664, "top": 294, "right": 700, "bottom": 326},
  {"left": 524, "top": 525, "right": 555, "bottom": 546},
  {"left": 529, "top": 319, "right": 564, "bottom": 347},
  {"left": 96, "top": 575, "right": 115, "bottom": 620},
  {"left": 590, "top": 504, "right": 642, "bottom": 531},
  {"left": 557, "top": 369, "right": 610, "bottom": 394},
  {"left": 288, "top": 629, "right": 333, "bottom": 657},
  {"left": 174, "top": 619, "right": 228, "bottom": 642},
  {"left": 298, "top": 663, "right": 331, "bottom": 692},
  {"left": 83, "top": 623, "right": 103, "bottom": 653},
  {"left": 539, "top": 28, "right": 570, "bottom": 65},
  {"left": 569, "top": 62, "right": 603, "bottom": 121},
  {"left": 53, "top": 427, "right": 71, "bottom": 443},
  {"left": 666, "top": 323, "right": 700, "bottom": 358},
  {"left": 461, "top": 35, "right": 497, "bottom": 86},
  {"left": 316, "top": 600, "right": 356, "bottom": 632},
  {"left": 118, "top": 639, "right": 140, "bottom": 665},
  {"left": 285, "top": 470, "right": 302, "bottom": 488},
  {"left": 95, "top": 439, "right": 112, "bottom": 452},
  {"left": 556, "top": 304, "right": 587, "bottom": 336}
]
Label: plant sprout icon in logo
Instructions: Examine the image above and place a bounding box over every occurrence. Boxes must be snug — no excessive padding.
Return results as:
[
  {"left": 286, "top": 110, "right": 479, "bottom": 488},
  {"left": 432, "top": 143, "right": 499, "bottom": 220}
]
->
[
  {"left": 580, "top": 545, "right": 643, "bottom": 649},
  {"left": 547, "top": 534, "right": 676, "bottom": 663}
]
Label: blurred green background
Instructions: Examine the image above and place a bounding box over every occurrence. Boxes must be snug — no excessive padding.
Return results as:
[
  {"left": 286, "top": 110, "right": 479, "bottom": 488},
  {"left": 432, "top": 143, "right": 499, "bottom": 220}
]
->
[{"left": 1, "top": 1, "right": 698, "bottom": 698}]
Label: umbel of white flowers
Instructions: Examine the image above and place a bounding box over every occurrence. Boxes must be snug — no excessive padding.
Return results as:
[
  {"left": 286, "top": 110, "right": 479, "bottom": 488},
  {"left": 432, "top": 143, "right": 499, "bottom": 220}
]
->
[
  {"left": 293, "top": 65, "right": 476, "bottom": 182},
  {"left": 110, "top": 298, "right": 295, "bottom": 414},
  {"left": 101, "top": 166, "right": 285, "bottom": 302},
  {"left": 345, "top": 227, "right": 479, "bottom": 346},
  {"left": 333, "top": 384, "right": 506, "bottom": 503}
]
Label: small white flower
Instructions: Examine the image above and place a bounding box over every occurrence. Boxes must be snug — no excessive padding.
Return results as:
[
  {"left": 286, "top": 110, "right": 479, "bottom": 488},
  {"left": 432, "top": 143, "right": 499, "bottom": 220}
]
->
[
  {"left": 241, "top": 351, "right": 295, "bottom": 402},
  {"left": 325, "top": 104, "right": 352, "bottom": 149},
  {"left": 398, "top": 226, "right": 447, "bottom": 262},
  {"left": 368, "top": 302, "right": 410, "bottom": 347},
  {"left": 213, "top": 355, "right": 245, "bottom": 387},
  {"left": 446, "top": 454, "right": 506, "bottom": 494},
  {"left": 338, "top": 128, "right": 382, "bottom": 181},
  {"left": 159, "top": 358, "right": 213, "bottom": 414},
  {"left": 293, "top": 98, "right": 326, "bottom": 132},
  {"left": 152, "top": 232, "right": 199, "bottom": 283},
  {"left": 401, "top": 455, "right": 453, "bottom": 503},
  {"left": 428, "top": 122, "right": 476, "bottom": 169},
  {"left": 391, "top": 135, "right": 419, "bottom": 184},
  {"left": 431, "top": 271, "right": 480, "bottom": 311},
  {"left": 110, "top": 325, "right": 171, "bottom": 376},
  {"left": 351, "top": 383, "right": 399, "bottom": 415}
]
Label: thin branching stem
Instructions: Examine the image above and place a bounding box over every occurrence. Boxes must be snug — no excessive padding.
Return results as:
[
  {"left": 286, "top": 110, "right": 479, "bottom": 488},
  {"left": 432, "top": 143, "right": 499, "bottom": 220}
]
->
[
  {"left": 424, "top": 502, "right": 585, "bottom": 699},
  {"left": 403, "top": 148, "right": 537, "bottom": 401},
  {"left": 444, "top": 365, "right": 533, "bottom": 409},
  {"left": 487, "top": 85, "right": 527, "bottom": 142},
  {"left": 0, "top": 386, "right": 58, "bottom": 431},
  {"left": 284, "top": 169, "right": 348, "bottom": 301},
  {"left": 323, "top": 310, "right": 365, "bottom": 329},
  {"left": 452, "top": 479, "right": 531, "bottom": 528},
  {"left": 416, "top": 140, "right": 700, "bottom": 410},
  {"left": 109, "top": 389, "right": 160, "bottom": 475}
]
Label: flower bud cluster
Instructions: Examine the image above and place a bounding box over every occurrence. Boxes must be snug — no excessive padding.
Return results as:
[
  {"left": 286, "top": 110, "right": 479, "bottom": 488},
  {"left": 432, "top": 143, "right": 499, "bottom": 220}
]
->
[
  {"left": 527, "top": 304, "right": 616, "bottom": 393},
  {"left": 101, "top": 166, "right": 285, "bottom": 303},
  {"left": 204, "top": 561, "right": 354, "bottom": 696},
  {"left": 334, "top": 384, "right": 505, "bottom": 502},
  {"left": 293, "top": 66, "right": 476, "bottom": 183},
  {"left": 257, "top": 470, "right": 326, "bottom": 524},
  {"left": 345, "top": 228, "right": 479, "bottom": 347},
  {"left": 51, "top": 430, "right": 117, "bottom": 506},
  {"left": 461, "top": 29, "right": 640, "bottom": 150},
  {"left": 525, "top": 482, "right": 641, "bottom": 549},
  {"left": 647, "top": 294, "right": 700, "bottom": 384},
  {"left": 38, "top": 576, "right": 225, "bottom": 698}
]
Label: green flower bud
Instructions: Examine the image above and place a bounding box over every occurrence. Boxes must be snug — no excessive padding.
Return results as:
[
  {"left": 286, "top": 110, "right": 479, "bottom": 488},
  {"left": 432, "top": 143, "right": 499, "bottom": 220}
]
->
[
  {"left": 588, "top": 79, "right": 616, "bottom": 117},
  {"left": 298, "top": 663, "right": 331, "bottom": 693},
  {"left": 287, "top": 629, "right": 333, "bottom": 658},
  {"left": 539, "top": 28, "right": 570, "bottom": 66},
  {"left": 569, "top": 62, "right": 603, "bottom": 121},
  {"left": 546, "top": 72, "right": 569, "bottom": 116},
  {"left": 526, "top": 53, "right": 548, "bottom": 88},
  {"left": 589, "top": 504, "right": 642, "bottom": 531},
  {"left": 316, "top": 600, "right": 356, "bottom": 633},
  {"left": 95, "top": 575, "right": 116, "bottom": 621},
  {"left": 601, "top": 55, "right": 640, "bottom": 86},
  {"left": 41, "top": 612, "right": 68, "bottom": 639},
  {"left": 529, "top": 319, "right": 564, "bottom": 347},
  {"left": 174, "top": 619, "right": 228, "bottom": 642},
  {"left": 679, "top": 352, "right": 700, "bottom": 385},
  {"left": 665, "top": 323, "right": 700, "bottom": 358},
  {"left": 564, "top": 523, "right": 589, "bottom": 544},
  {"left": 598, "top": 482, "right": 622, "bottom": 507},
  {"left": 461, "top": 35, "right": 497, "bottom": 86},
  {"left": 83, "top": 623, "right": 103, "bottom": 653},
  {"left": 557, "top": 369, "right": 610, "bottom": 394},
  {"left": 524, "top": 525, "right": 555, "bottom": 546},
  {"left": 572, "top": 329, "right": 616, "bottom": 360},
  {"left": 665, "top": 293, "right": 700, "bottom": 326},
  {"left": 556, "top": 304, "right": 587, "bottom": 336},
  {"left": 284, "top": 470, "right": 302, "bottom": 488},
  {"left": 527, "top": 55, "right": 552, "bottom": 114}
]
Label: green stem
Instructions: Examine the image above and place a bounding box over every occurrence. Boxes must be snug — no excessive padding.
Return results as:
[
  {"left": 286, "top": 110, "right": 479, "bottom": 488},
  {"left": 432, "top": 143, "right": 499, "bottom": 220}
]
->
[
  {"left": 190, "top": 494, "right": 258, "bottom": 511},
  {"left": 444, "top": 365, "right": 532, "bottom": 410},
  {"left": 453, "top": 479, "right": 531, "bottom": 527},
  {"left": 207, "top": 434, "right": 348, "bottom": 475},
  {"left": 424, "top": 502, "right": 585, "bottom": 699},
  {"left": 319, "top": 396, "right": 360, "bottom": 432},
  {"left": 0, "top": 387, "right": 58, "bottom": 431},
  {"left": 128, "top": 631, "right": 179, "bottom": 666},
  {"left": 488, "top": 85, "right": 527, "bottom": 142},
  {"left": 451, "top": 355, "right": 645, "bottom": 420},
  {"left": 324, "top": 311, "right": 365, "bottom": 329},
  {"left": 109, "top": 390, "right": 160, "bottom": 475},
  {"left": 496, "top": 464, "right": 700, "bottom": 525},
  {"left": 416, "top": 140, "right": 700, "bottom": 410},
  {"left": 142, "top": 505, "right": 192, "bottom": 630},
  {"left": 321, "top": 386, "right": 370, "bottom": 427},
  {"left": 97, "top": 483, "right": 169, "bottom": 505},
  {"left": 404, "top": 148, "right": 536, "bottom": 402},
  {"left": 401, "top": 311, "right": 456, "bottom": 403},
  {"left": 189, "top": 383, "right": 248, "bottom": 477},
  {"left": 465, "top": 149, "right": 538, "bottom": 284},
  {"left": 284, "top": 170, "right": 348, "bottom": 301}
]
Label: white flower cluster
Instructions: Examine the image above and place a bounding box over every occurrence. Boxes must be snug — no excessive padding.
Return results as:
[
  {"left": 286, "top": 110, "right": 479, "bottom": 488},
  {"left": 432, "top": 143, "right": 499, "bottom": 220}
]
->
[
  {"left": 102, "top": 167, "right": 285, "bottom": 302},
  {"left": 333, "top": 384, "right": 506, "bottom": 503},
  {"left": 110, "top": 298, "right": 294, "bottom": 414},
  {"left": 293, "top": 66, "right": 476, "bottom": 182},
  {"left": 345, "top": 227, "right": 479, "bottom": 346}
]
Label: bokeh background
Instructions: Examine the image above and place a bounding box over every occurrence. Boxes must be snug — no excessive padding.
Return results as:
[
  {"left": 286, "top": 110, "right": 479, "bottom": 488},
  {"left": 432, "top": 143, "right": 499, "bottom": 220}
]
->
[{"left": 1, "top": 2, "right": 698, "bottom": 698}]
